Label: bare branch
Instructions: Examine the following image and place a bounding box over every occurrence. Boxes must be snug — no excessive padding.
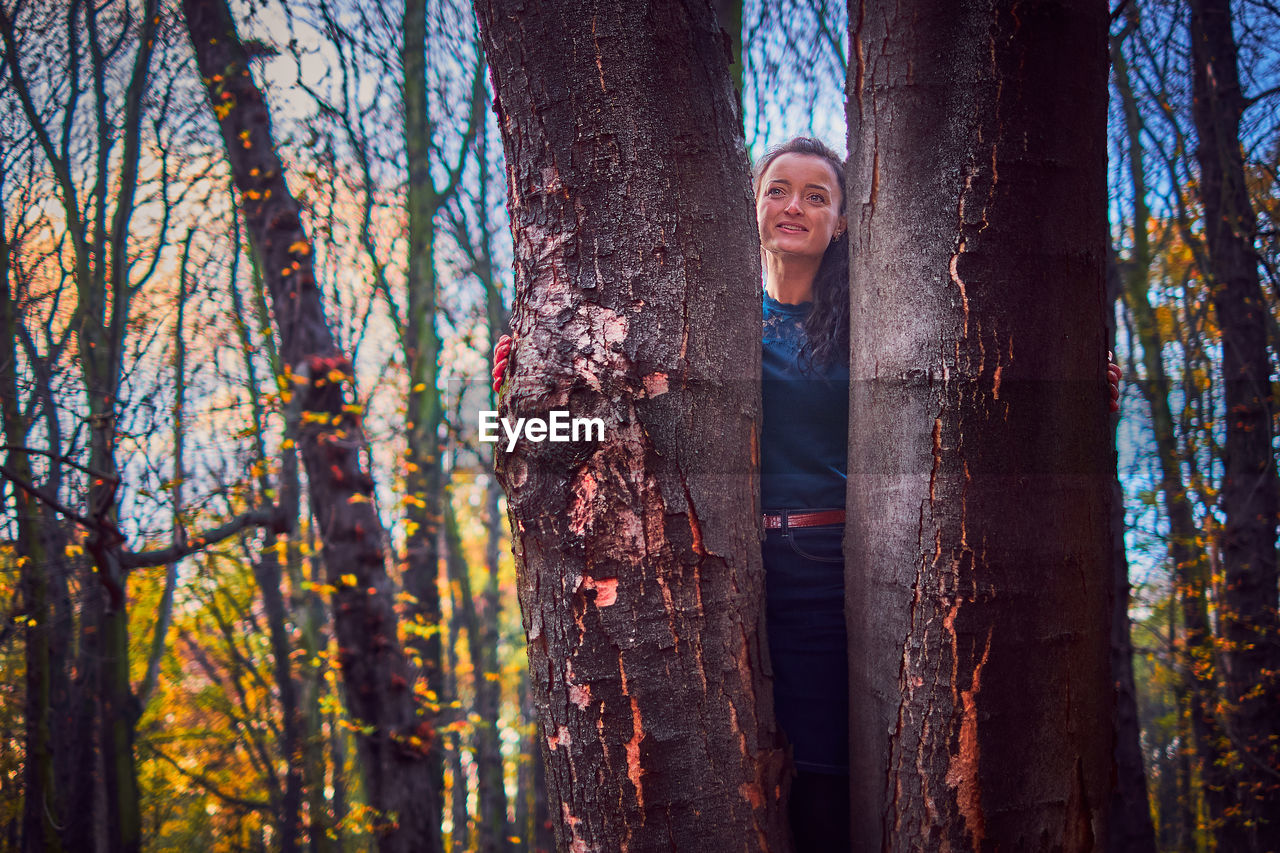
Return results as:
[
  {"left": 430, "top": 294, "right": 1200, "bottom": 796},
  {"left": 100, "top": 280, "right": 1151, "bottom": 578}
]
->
[
  {"left": 0, "top": 445, "right": 116, "bottom": 481},
  {"left": 1, "top": 462, "right": 98, "bottom": 530},
  {"left": 1244, "top": 84, "right": 1280, "bottom": 109},
  {"left": 120, "top": 506, "right": 281, "bottom": 570},
  {"left": 141, "top": 743, "right": 271, "bottom": 811}
]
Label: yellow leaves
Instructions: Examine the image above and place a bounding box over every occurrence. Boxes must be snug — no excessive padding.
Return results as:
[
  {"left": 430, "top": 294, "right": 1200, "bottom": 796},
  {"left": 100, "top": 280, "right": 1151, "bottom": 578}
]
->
[
  {"left": 327, "top": 369, "right": 347, "bottom": 383},
  {"left": 339, "top": 718, "right": 376, "bottom": 736},
  {"left": 403, "top": 621, "right": 439, "bottom": 639},
  {"left": 347, "top": 493, "right": 370, "bottom": 504},
  {"left": 288, "top": 241, "right": 310, "bottom": 255},
  {"left": 213, "top": 102, "right": 234, "bottom": 120},
  {"left": 245, "top": 189, "right": 262, "bottom": 200},
  {"left": 412, "top": 382, "right": 427, "bottom": 393},
  {"left": 1154, "top": 304, "right": 1176, "bottom": 342},
  {"left": 301, "top": 411, "right": 329, "bottom": 424},
  {"left": 340, "top": 573, "right": 358, "bottom": 587},
  {"left": 65, "top": 543, "right": 84, "bottom": 558},
  {"left": 402, "top": 494, "right": 425, "bottom": 509},
  {"left": 281, "top": 438, "right": 295, "bottom": 450}
]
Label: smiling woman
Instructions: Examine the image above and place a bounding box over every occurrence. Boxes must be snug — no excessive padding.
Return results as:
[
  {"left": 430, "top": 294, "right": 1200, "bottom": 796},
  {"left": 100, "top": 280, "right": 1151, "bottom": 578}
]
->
[
  {"left": 751, "top": 136, "right": 855, "bottom": 852},
  {"left": 755, "top": 150, "right": 847, "bottom": 301}
]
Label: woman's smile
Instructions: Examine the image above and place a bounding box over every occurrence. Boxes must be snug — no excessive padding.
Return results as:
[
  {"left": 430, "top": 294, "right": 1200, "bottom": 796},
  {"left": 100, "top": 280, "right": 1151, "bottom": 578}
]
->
[{"left": 755, "top": 151, "right": 845, "bottom": 266}]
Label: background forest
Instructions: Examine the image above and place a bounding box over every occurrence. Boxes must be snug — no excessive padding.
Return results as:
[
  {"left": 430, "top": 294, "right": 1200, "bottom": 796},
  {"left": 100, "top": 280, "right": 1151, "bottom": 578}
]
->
[{"left": 0, "top": 0, "right": 1277, "bottom": 850}]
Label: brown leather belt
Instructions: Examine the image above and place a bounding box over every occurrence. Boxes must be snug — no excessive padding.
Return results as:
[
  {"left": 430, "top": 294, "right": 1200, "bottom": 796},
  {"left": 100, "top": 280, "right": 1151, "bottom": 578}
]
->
[{"left": 762, "top": 509, "right": 845, "bottom": 530}]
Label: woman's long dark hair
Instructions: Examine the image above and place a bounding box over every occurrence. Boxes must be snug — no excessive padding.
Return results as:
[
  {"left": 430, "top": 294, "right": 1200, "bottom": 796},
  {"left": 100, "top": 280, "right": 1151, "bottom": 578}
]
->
[{"left": 752, "top": 137, "right": 850, "bottom": 371}]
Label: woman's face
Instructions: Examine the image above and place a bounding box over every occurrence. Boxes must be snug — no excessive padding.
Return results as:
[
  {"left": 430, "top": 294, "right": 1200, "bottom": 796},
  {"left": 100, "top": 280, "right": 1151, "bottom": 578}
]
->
[{"left": 755, "top": 152, "right": 846, "bottom": 262}]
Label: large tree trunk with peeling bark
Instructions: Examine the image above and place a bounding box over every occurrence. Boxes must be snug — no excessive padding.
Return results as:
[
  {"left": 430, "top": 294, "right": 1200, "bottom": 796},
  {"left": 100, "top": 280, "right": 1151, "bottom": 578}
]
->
[
  {"left": 182, "top": 1, "right": 442, "bottom": 850},
  {"left": 473, "top": 1, "right": 789, "bottom": 849},
  {"left": 845, "top": 1, "right": 1114, "bottom": 847},
  {"left": 1188, "top": 2, "right": 1280, "bottom": 848}
]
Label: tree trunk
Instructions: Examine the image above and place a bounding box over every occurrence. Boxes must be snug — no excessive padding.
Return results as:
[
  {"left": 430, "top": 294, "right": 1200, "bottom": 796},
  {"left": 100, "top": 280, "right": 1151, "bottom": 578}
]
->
[
  {"left": 1104, "top": 250, "right": 1158, "bottom": 853},
  {"left": 1112, "top": 31, "right": 1229, "bottom": 841},
  {"left": 515, "top": 676, "right": 553, "bottom": 853},
  {"left": 715, "top": 0, "right": 744, "bottom": 97},
  {"left": 1188, "top": 2, "right": 1280, "bottom": 847},
  {"left": 846, "top": 1, "right": 1114, "bottom": 847},
  {"left": 472, "top": 123, "right": 515, "bottom": 853},
  {"left": 444, "top": 497, "right": 511, "bottom": 853},
  {"left": 400, "top": 0, "right": 447, "bottom": 743},
  {"left": 473, "top": 0, "right": 789, "bottom": 848},
  {"left": 182, "top": 1, "right": 442, "bottom": 848},
  {"left": 2, "top": 207, "right": 66, "bottom": 853}
]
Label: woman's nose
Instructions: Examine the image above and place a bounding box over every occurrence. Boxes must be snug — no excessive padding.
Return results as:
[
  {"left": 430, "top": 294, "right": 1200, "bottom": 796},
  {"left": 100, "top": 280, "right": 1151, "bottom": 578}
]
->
[{"left": 784, "top": 194, "right": 802, "bottom": 214}]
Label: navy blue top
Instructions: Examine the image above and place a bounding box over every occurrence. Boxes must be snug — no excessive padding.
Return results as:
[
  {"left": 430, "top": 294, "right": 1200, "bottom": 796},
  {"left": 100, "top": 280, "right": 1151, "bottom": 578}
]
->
[{"left": 760, "top": 293, "right": 850, "bottom": 510}]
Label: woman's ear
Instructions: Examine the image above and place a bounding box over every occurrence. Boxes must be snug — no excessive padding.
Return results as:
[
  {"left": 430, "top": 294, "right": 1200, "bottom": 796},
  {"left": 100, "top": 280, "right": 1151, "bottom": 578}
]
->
[{"left": 833, "top": 215, "right": 847, "bottom": 241}]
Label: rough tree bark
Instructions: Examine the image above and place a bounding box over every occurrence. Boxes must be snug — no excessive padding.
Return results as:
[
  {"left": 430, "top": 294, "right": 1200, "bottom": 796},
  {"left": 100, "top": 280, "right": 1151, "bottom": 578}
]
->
[
  {"left": 182, "top": 1, "right": 442, "bottom": 849},
  {"left": 1188, "top": 1, "right": 1280, "bottom": 847},
  {"left": 846, "top": 1, "right": 1115, "bottom": 848},
  {"left": 473, "top": 0, "right": 789, "bottom": 849}
]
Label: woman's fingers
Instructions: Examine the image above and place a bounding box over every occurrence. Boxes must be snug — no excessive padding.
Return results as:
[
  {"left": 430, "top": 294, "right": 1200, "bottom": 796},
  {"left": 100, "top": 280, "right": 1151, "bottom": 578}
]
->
[
  {"left": 1108, "top": 357, "right": 1122, "bottom": 413},
  {"left": 491, "top": 334, "right": 512, "bottom": 393},
  {"left": 491, "top": 357, "right": 507, "bottom": 393}
]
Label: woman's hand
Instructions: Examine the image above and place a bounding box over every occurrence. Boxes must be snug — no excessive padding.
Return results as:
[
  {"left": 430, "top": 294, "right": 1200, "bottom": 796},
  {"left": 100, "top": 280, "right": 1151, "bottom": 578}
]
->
[
  {"left": 491, "top": 334, "right": 512, "bottom": 394},
  {"left": 1108, "top": 352, "right": 1122, "bottom": 413}
]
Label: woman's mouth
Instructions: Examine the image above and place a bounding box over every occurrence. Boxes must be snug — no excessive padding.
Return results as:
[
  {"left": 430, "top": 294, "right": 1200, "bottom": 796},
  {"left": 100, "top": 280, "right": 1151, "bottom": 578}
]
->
[{"left": 777, "top": 223, "right": 807, "bottom": 233}]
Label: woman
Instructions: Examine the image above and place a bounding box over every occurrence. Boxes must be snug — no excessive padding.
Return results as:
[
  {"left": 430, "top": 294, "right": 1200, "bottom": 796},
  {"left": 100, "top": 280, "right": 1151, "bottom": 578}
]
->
[
  {"left": 751, "top": 137, "right": 854, "bottom": 850},
  {"left": 490, "top": 137, "right": 1121, "bottom": 850}
]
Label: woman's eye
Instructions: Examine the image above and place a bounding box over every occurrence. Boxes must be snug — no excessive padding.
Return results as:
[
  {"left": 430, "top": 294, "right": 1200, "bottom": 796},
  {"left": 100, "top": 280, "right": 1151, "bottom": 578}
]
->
[{"left": 809, "top": 194, "right": 827, "bottom": 203}]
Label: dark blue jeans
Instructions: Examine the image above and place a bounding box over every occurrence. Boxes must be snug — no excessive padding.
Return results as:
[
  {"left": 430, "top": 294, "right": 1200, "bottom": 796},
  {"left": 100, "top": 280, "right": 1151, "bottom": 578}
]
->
[
  {"left": 790, "top": 770, "right": 851, "bottom": 852},
  {"left": 763, "top": 521, "right": 849, "bottom": 774}
]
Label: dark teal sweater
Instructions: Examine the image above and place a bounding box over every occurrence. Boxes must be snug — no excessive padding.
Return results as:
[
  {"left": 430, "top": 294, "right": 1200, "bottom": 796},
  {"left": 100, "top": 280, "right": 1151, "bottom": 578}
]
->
[{"left": 761, "top": 292, "right": 850, "bottom": 511}]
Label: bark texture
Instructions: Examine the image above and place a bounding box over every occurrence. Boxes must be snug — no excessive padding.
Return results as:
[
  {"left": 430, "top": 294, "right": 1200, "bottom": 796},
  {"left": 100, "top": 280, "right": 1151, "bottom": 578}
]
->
[
  {"left": 846, "top": 1, "right": 1115, "bottom": 848},
  {"left": 1188, "top": 1, "right": 1280, "bottom": 847},
  {"left": 473, "top": 1, "right": 788, "bottom": 849},
  {"left": 182, "top": 1, "right": 441, "bottom": 849}
]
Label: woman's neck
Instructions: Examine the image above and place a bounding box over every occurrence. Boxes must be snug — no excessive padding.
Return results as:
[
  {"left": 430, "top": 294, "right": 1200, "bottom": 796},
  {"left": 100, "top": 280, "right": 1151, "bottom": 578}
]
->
[{"left": 763, "top": 252, "right": 820, "bottom": 304}]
